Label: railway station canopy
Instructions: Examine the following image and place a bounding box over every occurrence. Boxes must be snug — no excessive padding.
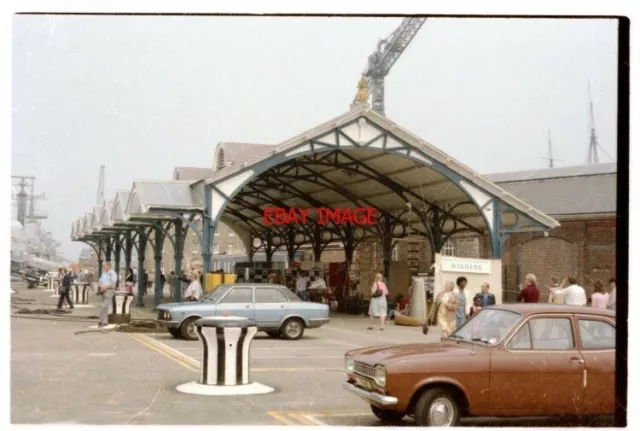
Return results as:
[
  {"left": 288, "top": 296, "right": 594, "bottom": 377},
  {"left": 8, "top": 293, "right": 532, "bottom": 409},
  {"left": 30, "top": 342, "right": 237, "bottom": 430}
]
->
[{"left": 72, "top": 103, "right": 560, "bottom": 261}]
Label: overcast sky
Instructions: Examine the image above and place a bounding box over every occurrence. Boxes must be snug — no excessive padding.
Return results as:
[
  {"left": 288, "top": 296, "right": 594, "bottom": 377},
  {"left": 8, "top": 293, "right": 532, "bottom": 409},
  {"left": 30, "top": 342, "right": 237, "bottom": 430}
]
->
[{"left": 11, "top": 15, "right": 619, "bottom": 259}]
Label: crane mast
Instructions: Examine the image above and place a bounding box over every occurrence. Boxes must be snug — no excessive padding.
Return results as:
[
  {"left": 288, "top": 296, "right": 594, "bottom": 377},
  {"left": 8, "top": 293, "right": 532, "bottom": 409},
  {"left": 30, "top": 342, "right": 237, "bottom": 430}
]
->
[{"left": 357, "top": 17, "right": 427, "bottom": 116}]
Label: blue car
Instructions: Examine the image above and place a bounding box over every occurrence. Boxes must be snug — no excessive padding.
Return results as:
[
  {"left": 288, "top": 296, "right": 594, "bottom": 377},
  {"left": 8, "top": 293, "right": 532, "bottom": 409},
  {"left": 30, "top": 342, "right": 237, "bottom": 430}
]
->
[{"left": 156, "top": 283, "right": 330, "bottom": 340}]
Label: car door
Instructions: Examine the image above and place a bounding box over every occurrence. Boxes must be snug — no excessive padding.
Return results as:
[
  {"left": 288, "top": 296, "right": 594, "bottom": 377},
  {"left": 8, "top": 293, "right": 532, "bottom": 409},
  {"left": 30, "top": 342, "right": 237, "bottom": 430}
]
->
[
  {"left": 254, "top": 287, "right": 289, "bottom": 328},
  {"left": 490, "top": 314, "right": 585, "bottom": 415},
  {"left": 215, "top": 287, "right": 255, "bottom": 320},
  {"left": 576, "top": 315, "right": 616, "bottom": 414}
]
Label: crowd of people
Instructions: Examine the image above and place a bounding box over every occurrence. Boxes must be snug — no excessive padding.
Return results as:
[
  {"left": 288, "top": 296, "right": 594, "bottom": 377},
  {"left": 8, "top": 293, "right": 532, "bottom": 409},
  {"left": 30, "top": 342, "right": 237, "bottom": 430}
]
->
[{"left": 424, "top": 273, "right": 617, "bottom": 340}]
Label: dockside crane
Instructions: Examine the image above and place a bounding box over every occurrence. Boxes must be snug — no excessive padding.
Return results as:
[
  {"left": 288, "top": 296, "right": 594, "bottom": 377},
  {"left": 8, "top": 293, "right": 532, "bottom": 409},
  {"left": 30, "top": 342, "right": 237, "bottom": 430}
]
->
[{"left": 355, "top": 17, "right": 426, "bottom": 116}]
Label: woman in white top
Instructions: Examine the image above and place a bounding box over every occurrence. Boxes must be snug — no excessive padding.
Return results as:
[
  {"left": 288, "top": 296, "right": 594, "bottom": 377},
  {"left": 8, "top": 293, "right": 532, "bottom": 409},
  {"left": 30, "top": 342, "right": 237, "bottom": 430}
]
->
[{"left": 184, "top": 271, "right": 203, "bottom": 302}]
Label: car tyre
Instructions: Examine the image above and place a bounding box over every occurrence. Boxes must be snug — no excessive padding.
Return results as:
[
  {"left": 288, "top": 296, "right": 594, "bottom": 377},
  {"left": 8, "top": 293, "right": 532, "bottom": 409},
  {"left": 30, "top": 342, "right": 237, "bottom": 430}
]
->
[
  {"left": 371, "top": 405, "right": 405, "bottom": 422},
  {"left": 168, "top": 327, "right": 182, "bottom": 338},
  {"left": 180, "top": 317, "right": 199, "bottom": 341},
  {"left": 265, "top": 330, "right": 281, "bottom": 339},
  {"left": 281, "top": 318, "right": 305, "bottom": 340},
  {"left": 414, "top": 387, "right": 460, "bottom": 427}
]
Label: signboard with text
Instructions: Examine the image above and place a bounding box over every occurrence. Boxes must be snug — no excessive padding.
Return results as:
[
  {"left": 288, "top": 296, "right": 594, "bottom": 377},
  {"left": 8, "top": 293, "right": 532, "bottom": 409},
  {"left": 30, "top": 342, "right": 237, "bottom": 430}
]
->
[{"left": 441, "top": 256, "right": 491, "bottom": 274}]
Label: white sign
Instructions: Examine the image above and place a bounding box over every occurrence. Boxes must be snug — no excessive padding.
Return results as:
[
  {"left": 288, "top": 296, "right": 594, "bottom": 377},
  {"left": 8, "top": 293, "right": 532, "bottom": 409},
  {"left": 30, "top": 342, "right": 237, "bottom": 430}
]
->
[{"left": 441, "top": 256, "right": 491, "bottom": 274}]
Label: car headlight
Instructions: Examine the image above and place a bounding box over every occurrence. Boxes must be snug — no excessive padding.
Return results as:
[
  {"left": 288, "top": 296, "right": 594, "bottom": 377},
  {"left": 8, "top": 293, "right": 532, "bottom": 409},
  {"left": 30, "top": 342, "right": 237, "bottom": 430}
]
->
[
  {"left": 374, "top": 365, "right": 386, "bottom": 387},
  {"left": 345, "top": 356, "right": 354, "bottom": 374}
]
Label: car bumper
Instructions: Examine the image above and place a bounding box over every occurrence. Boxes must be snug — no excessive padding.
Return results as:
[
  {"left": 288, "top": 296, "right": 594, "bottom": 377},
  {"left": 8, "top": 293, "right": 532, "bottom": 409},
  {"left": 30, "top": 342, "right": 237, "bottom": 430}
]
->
[
  {"left": 155, "top": 319, "right": 180, "bottom": 327},
  {"left": 342, "top": 381, "right": 399, "bottom": 406},
  {"left": 307, "top": 318, "right": 330, "bottom": 328}
]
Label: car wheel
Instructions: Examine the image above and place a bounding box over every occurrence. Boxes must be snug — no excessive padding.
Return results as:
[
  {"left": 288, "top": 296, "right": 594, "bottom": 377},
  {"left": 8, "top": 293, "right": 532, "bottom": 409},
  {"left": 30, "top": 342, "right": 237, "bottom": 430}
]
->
[
  {"left": 168, "top": 327, "right": 182, "bottom": 338},
  {"left": 414, "top": 388, "right": 460, "bottom": 427},
  {"left": 281, "top": 318, "right": 305, "bottom": 340},
  {"left": 180, "top": 317, "right": 199, "bottom": 341},
  {"left": 371, "top": 405, "right": 405, "bottom": 422},
  {"left": 265, "top": 330, "right": 281, "bottom": 339}
]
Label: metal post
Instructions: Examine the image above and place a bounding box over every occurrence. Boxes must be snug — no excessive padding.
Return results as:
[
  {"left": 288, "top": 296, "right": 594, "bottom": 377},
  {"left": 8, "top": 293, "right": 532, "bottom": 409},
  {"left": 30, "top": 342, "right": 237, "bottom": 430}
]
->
[
  {"left": 491, "top": 200, "right": 503, "bottom": 258},
  {"left": 265, "top": 231, "right": 275, "bottom": 266},
  {"left": 96, "top": 239, "right": 104, "bottom": 278},
  {"left": 124, "top": 232, "right": 133, "bottom": 270},
  {"left": 114, "top": 236, "right": 122, "bottom": 286},
  {"left": 202, "top": 189, "right": 213, "bottom": 276},
  {"left": 136, "top": 231, "right": 147, "bottom": 308},
  {"left": 105, "top": 238, "right": 113, "bottom": 263},
  {"left": 174, "top": 220, "right": 185, "bottom": 303},
  {"left": 153, "top": 227, "right": 165, "bottom": 312}
]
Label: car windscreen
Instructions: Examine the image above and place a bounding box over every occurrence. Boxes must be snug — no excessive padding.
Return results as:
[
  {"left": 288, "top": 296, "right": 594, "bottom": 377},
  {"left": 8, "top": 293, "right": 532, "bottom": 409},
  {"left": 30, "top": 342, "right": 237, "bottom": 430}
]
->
[
  {"left": 450, "top": 309, "right": 522, "bottom": 346},
  {"left": 280, "top": 287, "right": 301, "bottom": 302},
  {"left": 202, "top": 284, "right": 232, "bottom": 302}
]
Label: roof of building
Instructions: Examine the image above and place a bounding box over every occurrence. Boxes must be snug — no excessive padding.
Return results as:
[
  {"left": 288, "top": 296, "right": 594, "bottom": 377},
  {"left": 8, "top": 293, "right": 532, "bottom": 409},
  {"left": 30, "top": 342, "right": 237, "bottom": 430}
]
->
[
  {"left": 173, "top": 167, "right": 215, "bottom": 181},
  {"left": 207, "top": 104, "right": 560, "bottom": 239},
  {"left": 485, "top": 163, "right": 617, "bottom": 217},
  {"left": 213, "top": 142, "right": 276, "bottom": 171}
]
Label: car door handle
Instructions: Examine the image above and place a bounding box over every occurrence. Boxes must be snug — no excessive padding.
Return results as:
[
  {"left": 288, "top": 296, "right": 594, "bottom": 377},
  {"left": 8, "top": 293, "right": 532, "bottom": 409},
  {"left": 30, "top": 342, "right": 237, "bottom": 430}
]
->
[{"left": 570, "top": 357, "right": 585, "bottom": 364}]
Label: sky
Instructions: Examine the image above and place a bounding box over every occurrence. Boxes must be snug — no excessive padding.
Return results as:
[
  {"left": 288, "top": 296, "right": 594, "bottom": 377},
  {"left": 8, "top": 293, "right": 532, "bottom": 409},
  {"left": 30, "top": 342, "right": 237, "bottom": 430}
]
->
[{"left": 11, "top": 15, "right": 619, "bottom": 260}]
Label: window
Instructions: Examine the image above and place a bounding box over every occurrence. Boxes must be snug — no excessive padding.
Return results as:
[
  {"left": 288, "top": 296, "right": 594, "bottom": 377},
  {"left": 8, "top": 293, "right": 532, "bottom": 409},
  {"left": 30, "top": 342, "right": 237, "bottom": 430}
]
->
[
  {"left": 220, "top": 288, "right": 253, "bottom": 304},
  {"left": 280, "top": 288, "right": 301, "bottom": 302},
  {"left": 213, "top": 244, "right": 220, "bottom": 254},
  {"left": 391, "top": 245, "right": 398, "bottom": 261},
  {"left": 442, "top": 241, "right": 455, "bottom": 256},
  {"left": 507, "top": 323, "right": 532, "bottom": 350},
  {"left": 227, "top": 244, "right": 234, "bottom": 254},
  {"left": 255, "top": 288, "right": 288, "bottom": 304},
  {"left": 578, "top": 319, "right": 615, "bottom": 350},
  {"left": 529, "top": 318, "right": 575, "bottom": 350}
]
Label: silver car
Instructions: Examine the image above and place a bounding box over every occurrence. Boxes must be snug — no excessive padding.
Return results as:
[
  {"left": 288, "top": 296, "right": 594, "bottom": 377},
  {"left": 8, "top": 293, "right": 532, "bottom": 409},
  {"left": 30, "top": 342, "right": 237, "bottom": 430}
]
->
[{"left": 156, "top": 283, "right": 330, "bottom": 340}]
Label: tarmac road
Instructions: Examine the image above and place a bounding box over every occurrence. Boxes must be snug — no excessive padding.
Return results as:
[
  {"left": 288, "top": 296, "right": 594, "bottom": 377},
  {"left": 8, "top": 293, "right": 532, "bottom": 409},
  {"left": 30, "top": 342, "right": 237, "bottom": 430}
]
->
[{"left": 10, "top": 281, "right": 613, "bottom": 426}]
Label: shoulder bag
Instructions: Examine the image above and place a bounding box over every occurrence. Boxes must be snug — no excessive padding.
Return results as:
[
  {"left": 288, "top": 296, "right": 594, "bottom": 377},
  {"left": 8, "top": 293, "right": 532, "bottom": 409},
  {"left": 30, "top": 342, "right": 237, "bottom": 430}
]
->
[{"left": 371, "top": 282, "right": 383, "bottom": 298}]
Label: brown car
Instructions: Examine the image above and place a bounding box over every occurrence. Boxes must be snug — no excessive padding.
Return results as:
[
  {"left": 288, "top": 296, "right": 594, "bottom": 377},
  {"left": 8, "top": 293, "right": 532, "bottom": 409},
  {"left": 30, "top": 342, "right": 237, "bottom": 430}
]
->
[{"left": 343, "top": 304, "right": 615, "bottom": 426}]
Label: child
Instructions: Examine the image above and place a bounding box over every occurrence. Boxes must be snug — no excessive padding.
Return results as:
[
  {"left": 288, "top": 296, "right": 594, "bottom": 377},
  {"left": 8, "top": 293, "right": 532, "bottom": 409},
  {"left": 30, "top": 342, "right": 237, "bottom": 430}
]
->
[{"left": 469, "top": 296, "right": 483, "bottom": 317}]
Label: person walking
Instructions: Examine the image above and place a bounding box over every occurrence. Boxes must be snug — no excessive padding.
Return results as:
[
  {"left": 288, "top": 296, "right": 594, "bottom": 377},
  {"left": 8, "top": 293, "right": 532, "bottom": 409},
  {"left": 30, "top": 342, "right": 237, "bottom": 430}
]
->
[
  {"left": 296, "top": 272, "right": 309, "bottom": 302},
  {"left": 167, "top": 271, "right": 176, "bottom": 299},
  {"left": 367, "top": 273, "right": 388, "bottom": 331},
  {"left": 547, "top": 277, "right": 566, "bottom": 304},
  {"left": 550, "top": 276, "right": 587, "bottom": 306},
  {"left": 590, "top": 280, "right": 610, "bottom": 309},
  {"left": 56, "top": 268, "right": 74, "bottom": 311},
  {"left": 184, "top": 271, "right": 203, "bottom": 302},
  {"left": 124, "top": 268, "right": 134, "bottom": 295},
  {"left": 607, "top": 278, "right": 616, "bottom": 310},
  {"left": 455, "top": 277, "right": 468, "bottom": 329},
  {"left": 428, "top": 281, "right": 459, "bottom": 339},
  {"left": 97, "top": 262, "right": 118, "bottom": 328},
  {"left": 517, "top": 274, "right": 540, "bottom": 303},
  {"left": 160, "top": 272, "right": 167, "bottom": 298}
]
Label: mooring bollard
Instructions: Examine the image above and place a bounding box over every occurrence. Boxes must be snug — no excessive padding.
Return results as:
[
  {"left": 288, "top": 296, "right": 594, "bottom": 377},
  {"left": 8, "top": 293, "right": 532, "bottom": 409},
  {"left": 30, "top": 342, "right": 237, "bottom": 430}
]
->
[
  {"left": 71, "top": 282, "right": 92, "bottom": 306},
  {"left": 176, "top": 316, "right": 274, "bottom": 396},
  {"left": 46, "top": 276, "right": 54, "bottom": 292},
  {"left": 108, "top": 292, "right": 134, "bottom": 324},
  {"left": 50, "top": 279, "right": 61, "bottom": 297}
]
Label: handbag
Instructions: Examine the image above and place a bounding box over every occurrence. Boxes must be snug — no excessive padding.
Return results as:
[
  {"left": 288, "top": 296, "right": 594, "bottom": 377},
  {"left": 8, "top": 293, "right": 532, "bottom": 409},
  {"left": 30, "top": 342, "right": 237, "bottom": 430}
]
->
[{"left": 371, "top": 282, "right": 383, "bottom": 298}]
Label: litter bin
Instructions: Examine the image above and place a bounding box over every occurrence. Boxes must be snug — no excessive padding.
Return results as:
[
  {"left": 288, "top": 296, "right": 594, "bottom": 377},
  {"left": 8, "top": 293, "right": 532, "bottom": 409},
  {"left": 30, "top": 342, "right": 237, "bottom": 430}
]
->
[{"left": 108, "top": 292, "right": 134, "bottom": 324}]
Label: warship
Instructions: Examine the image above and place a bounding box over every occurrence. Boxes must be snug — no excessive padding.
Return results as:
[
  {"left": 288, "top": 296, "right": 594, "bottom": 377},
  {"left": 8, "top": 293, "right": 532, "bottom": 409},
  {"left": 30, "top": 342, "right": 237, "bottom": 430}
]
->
[{"left": 11, "top": 176, "right": 67, "bottom": 286}]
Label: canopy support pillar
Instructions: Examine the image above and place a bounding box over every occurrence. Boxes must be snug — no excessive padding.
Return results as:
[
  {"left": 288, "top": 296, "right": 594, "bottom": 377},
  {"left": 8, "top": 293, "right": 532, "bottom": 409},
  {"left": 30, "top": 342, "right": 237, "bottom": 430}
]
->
[
  {"left": 114, "top": 236, "right": 122, "bottom": 286},
  {"left": 173, "top": 219, "right": 186, "bottom": 303},
  {"left": 124, "top": 232, "right": 133, "bottom": 270},
  {"left": 136, "top": 231, "right": 148, "bottom": 308},
  {"left": 153, "top": 227, "right": 165, "bottom": 312}
]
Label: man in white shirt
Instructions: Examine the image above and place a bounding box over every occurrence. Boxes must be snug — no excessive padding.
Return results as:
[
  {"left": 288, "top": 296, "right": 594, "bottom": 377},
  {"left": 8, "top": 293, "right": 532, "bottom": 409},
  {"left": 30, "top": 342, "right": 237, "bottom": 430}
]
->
[
  {"left": 550, "top": 276, "right": 587, "bottom": 306},
  {"left": 296, "top": 273, "right": 309, "bottom": 301},
  {"left": 98, "top": 262, "right": 118, "bottom": 328}
]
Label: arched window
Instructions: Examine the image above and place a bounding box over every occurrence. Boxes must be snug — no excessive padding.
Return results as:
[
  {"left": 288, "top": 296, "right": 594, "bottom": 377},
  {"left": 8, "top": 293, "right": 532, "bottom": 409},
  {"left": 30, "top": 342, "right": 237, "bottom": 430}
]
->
[{"left": 442, "top": 240, "right": 455, "bottom": 256}]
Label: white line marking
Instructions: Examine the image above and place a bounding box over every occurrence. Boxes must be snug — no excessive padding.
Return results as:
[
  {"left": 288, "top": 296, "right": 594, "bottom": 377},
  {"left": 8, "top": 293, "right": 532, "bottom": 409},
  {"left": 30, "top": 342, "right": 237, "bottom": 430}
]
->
[{"left": 302, "top": 414, "right": 329, "bottom": 425}]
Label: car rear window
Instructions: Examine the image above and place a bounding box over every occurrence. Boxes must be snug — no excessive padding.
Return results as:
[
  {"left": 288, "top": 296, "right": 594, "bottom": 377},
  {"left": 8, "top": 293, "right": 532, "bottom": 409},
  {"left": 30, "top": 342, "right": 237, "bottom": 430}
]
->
[{"left": 280, "top": 287, "right": 301, "bottom": 302}]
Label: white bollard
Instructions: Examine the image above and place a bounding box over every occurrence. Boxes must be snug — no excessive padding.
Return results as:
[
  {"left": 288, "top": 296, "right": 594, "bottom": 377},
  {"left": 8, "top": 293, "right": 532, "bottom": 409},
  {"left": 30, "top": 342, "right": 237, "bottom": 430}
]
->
[
  {"left": 108, "top": 292, "right": 134, "bottom": 324},
  {"left": 71, "top": 282, "right": 92, "bottom": 307},
  {"left": 50, "top": 279, "right": 61, "bottom": 297},
  {"left": 176, "top": 317, "right": 274, "bottom": 396}
]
